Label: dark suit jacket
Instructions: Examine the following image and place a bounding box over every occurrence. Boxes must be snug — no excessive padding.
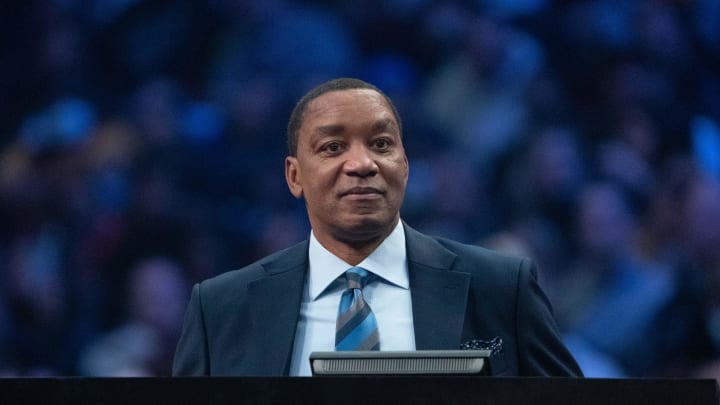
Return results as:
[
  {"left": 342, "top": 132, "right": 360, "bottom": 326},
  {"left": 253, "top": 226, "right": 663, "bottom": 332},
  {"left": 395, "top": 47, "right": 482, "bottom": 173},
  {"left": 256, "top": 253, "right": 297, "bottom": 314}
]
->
[{"left": 172, "top": 223, "right": 582, "bottom": 376}]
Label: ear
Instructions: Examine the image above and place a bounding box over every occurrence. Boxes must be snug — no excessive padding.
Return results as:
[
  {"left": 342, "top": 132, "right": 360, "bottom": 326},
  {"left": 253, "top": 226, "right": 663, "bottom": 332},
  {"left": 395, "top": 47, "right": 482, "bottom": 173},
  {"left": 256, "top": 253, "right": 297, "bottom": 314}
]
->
[
  {"left": 403, "top": 153, "right": 409, "bottom": 183},
  {"left": 285, "top": 156, "right": 303, "bottom": 198},
  {"left": 399, "top": 150, "right": 409, "bottom": 187}
]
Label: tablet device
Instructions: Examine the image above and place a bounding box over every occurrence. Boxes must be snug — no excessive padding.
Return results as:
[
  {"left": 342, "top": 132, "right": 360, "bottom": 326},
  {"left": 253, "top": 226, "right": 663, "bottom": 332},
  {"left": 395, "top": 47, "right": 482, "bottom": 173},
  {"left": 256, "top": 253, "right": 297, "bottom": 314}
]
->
[{"left": 309, "top": 350, "right": 492, "bottom": 376}]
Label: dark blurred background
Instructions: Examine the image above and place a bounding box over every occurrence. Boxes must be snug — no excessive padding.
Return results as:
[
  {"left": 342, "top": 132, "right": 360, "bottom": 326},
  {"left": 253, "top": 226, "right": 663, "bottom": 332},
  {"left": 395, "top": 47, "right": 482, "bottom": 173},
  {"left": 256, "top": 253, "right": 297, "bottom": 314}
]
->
[{"left": 1, "top": 0, "right": 720, "bottom": 378}]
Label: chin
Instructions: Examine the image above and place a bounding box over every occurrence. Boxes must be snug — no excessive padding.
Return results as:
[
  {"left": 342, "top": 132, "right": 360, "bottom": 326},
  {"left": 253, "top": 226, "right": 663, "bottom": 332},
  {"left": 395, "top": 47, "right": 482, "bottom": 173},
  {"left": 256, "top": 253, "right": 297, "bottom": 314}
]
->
[{"left": 336, "top": 214, "right": 397, "bottom": 240}]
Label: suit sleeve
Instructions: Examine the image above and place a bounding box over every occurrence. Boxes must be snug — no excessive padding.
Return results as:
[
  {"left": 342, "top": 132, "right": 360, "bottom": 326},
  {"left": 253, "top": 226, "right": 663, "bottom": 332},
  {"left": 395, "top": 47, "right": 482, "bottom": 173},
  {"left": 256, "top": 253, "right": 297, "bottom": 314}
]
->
[
  {"left": 172, "top": 283, "right": 210, "bottom": 376},
  {"left": 516, "top": 258, "right": 583, "bottom": 377}
]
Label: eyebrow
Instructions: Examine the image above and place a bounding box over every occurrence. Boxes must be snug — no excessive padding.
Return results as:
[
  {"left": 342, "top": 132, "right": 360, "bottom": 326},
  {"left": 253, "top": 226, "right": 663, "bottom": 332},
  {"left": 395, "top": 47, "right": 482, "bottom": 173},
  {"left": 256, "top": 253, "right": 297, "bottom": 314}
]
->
[
  {"left": 311, "top": 117, "right": 400, "bottom": 139},
  {"left": 371, "top": 117, "right": 399, "bottom": 134},
  {"left": 314, "top": 124, "right": 345, "bottom": 136}
]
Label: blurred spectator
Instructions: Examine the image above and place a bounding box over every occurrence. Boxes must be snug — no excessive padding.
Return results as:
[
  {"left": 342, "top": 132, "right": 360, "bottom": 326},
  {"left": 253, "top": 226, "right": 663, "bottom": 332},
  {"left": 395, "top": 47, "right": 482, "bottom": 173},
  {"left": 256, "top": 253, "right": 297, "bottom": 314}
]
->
[
  {"left": 3, "top": 224, "right": 73, "bottom": 375},
  {"left": 420, "top": 15, "right": 543, "bottom": 165},
  {"left": 499, "top": 124, "right": 588, "bottom": 244},
  {"left": 78, "top": 257, "right": 188, "bottom": 376},
  {"left": 555, "top": 183, "right": 672, "bottom": 375},
  {"left": 558, "top": 182, "right": 711, "bottom": 376},
  {"left": 682, "top": 176, "right": 720, "bottom": 364}
]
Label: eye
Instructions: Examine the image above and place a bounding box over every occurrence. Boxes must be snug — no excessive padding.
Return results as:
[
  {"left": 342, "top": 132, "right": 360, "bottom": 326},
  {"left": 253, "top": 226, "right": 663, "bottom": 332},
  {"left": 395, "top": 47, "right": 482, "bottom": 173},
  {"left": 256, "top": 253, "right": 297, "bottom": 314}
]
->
[
  {"left": 320, "top": 141, "right": 344, "bottom": 154},
  {"left": 372, "top": 138, "right": 392, "bottom": 151}
]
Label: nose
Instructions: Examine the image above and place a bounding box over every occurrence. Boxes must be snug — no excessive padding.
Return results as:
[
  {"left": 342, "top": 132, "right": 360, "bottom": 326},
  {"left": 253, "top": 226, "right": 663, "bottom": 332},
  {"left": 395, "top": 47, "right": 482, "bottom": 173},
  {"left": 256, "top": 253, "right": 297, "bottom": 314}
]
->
[{"left": 343, "top": 143, "right": 378, "bottom": 177}]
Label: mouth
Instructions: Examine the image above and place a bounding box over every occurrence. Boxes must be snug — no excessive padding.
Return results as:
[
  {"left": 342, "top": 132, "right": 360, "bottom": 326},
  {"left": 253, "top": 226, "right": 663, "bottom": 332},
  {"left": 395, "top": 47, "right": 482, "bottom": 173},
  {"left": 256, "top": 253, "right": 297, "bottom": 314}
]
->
[{"left": 339, "top": 186, "right": 384, "bottom": 198}]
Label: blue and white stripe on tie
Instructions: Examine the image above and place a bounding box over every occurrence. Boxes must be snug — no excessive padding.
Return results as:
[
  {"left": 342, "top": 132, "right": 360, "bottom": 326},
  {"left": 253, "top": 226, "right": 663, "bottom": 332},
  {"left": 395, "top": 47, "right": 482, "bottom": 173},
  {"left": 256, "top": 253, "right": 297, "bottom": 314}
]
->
[{"left": 335, "top": 267, "right": 380, "bottom": 351}]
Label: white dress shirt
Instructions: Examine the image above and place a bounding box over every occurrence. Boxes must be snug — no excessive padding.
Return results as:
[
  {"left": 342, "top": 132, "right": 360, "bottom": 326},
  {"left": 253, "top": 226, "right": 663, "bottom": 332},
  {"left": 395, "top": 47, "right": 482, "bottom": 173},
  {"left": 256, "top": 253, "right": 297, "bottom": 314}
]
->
[{"left": 288, "top": 220, "right": 416, "bottom": 376}]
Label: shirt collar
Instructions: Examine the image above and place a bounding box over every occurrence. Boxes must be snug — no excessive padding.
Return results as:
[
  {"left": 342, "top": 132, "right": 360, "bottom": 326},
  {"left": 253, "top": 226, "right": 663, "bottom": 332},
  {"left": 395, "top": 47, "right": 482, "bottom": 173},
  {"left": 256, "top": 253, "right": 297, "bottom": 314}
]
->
[{"left": 307, "top": 220, "right": 408, "bottom": 300}]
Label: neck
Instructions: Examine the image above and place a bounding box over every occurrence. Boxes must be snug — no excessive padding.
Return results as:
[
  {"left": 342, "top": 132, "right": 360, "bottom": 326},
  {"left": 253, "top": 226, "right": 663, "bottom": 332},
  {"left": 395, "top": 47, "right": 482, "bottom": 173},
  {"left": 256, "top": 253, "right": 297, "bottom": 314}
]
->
[{"left": 313, "top": 220, "right": 399, "bottom": 266}]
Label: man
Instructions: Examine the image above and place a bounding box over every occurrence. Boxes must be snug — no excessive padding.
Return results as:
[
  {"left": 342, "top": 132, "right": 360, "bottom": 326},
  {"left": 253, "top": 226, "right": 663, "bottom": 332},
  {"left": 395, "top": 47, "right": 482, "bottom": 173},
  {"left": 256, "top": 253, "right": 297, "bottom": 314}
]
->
[{"left": 172, "top": 78, "right": 582, "bottom": 377}]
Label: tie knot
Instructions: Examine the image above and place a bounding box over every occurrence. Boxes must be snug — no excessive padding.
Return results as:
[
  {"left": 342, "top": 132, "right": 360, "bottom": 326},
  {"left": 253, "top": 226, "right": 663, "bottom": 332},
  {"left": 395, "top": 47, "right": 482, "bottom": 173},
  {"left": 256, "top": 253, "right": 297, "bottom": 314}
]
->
[{"left": 344, "top": 267, "right": 371, "bottom": 290}]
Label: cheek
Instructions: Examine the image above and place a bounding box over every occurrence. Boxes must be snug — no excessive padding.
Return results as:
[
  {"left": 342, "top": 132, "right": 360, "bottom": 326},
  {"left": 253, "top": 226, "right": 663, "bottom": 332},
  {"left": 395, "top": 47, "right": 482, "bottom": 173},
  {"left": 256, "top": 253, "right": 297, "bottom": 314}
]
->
[
  {"left": 391, "top": 157, "right": 409, "bottom": 186},
  {"left": 301, "top": 166, "right": 336, "bottom": 199}
]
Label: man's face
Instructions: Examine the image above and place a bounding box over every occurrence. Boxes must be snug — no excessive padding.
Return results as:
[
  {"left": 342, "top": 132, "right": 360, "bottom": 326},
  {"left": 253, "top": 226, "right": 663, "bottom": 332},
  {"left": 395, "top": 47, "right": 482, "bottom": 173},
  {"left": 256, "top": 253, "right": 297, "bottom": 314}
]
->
[{"left": 285, "top": 89, "right": 408, "bottom": 245}]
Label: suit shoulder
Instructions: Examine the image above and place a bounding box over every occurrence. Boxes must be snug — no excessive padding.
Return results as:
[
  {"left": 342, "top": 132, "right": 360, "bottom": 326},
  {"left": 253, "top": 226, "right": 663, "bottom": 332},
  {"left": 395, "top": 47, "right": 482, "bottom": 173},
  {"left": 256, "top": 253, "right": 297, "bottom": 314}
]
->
[
  {"left": 431, "top": 236, "right": 542, "bottom": 306},
  {"left": 428, "top": 236, "right": 538, "bottom": 290},
  {"left": 198, "top": 240, "right": 308, "bottom": 292},
  {"left": 433, "top": 236, "right": 529, "bottom": 269}
]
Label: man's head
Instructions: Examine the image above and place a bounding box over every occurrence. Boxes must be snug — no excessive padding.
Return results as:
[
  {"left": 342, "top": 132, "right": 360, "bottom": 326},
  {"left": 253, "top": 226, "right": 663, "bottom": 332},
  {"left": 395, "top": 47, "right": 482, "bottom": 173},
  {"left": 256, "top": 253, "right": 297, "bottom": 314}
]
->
[
  {"left": 287, "top": 78, "right": 402, "bottom": 157},
  {"left": 285, "top": 78, "right": 409, "bottom": 253}
]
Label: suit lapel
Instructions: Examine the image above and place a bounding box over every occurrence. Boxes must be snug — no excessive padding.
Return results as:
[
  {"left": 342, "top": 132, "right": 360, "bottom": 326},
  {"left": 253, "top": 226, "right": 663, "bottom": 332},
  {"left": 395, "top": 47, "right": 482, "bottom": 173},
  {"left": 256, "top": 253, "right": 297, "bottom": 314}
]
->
[
  {"left": 245, "top": 242, "right": 308, "bottom": 376},
  {"left": 237, "top": 224, "right": 472, "bottom": 374},
  {"left": 405, "top": 224, "right": 471, "bottom": 350}
]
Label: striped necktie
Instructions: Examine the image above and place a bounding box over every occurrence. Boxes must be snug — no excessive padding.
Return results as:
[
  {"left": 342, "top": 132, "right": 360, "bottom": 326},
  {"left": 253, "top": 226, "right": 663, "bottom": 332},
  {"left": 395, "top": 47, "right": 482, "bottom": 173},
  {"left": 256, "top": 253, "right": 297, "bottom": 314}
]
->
[{"left": 335, "top": 267, "right": 380, "bottom": 351}]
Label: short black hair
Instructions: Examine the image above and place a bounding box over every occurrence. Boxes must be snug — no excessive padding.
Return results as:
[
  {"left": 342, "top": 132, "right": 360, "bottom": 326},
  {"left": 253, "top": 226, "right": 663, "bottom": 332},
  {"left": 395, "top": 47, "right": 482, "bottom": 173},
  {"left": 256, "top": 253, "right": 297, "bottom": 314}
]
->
[{"left": 286, "top": 77, "right": 402, "bottom": 156}]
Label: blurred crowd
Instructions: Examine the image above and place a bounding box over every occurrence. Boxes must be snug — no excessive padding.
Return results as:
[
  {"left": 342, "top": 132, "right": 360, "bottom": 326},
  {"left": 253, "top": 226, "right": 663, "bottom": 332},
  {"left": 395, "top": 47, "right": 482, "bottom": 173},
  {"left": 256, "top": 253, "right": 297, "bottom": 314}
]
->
[{"left": 1, "top": 0, "right": 720, "bottom": 378}]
